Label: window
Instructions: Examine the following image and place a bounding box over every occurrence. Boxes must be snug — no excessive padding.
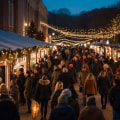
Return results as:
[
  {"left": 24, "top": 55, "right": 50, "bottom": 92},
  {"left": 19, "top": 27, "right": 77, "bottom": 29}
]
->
[{"left": 8, "top": 0, "right": 14, "bottom": 27}]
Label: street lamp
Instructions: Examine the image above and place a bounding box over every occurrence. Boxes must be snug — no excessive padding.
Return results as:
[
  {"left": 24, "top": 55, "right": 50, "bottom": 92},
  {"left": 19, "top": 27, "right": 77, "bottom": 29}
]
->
[{"left": 31, "top": 100, "right": 40, "bottom": 120}]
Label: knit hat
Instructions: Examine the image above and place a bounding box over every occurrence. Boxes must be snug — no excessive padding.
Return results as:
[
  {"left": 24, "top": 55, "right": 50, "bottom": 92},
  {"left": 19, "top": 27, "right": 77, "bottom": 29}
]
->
[
  {"left": 60, "top": 88, "right": 72, "bottom": 98},
  {"left": 58, "top": 95, "right": 68, "bottom": 104}
]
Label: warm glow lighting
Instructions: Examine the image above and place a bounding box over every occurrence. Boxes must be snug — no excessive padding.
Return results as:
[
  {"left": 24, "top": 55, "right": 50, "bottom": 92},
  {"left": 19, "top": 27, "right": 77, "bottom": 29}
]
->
[
  {"left": 31, "top": 100, "right": 40, "bottom": 119},
  {"left": 25, "top": 23, "right": 28, "bottom": 26}
]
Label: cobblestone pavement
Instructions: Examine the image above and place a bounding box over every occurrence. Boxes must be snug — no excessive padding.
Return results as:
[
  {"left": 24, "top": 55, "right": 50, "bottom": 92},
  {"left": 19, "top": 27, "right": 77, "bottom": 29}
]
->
[{"left": 19, "top": 83, "right": 113, "bottom": 120}]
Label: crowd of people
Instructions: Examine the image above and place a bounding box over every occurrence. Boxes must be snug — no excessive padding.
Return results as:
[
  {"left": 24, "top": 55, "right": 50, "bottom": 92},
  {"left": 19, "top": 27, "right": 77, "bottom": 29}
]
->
[{"left": 0, "top": 46, "right": 120, "bottom": 120}]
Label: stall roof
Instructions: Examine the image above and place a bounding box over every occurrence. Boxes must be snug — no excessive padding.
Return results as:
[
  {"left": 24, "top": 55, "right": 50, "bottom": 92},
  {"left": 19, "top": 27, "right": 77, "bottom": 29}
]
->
[{"left": 0, "top": 30, "right": 52, "bottom": 51}]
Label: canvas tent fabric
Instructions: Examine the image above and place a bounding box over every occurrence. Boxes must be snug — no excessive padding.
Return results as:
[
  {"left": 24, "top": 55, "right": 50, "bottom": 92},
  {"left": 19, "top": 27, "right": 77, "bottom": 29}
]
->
[{"left": 0, "top": 30, "right": 51, "bottom": 51}]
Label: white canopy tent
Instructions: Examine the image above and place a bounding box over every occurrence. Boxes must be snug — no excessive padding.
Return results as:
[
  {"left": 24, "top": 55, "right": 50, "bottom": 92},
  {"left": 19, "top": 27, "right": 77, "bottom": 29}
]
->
[{"left": 0, "top": 30, "right": 51, "bottom": 51}]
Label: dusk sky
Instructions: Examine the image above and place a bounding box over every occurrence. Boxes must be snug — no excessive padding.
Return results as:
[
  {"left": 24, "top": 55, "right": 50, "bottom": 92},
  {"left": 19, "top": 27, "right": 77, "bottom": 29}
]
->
[{"left": 43, "top": 0, "right": 120, "bottom": 14}]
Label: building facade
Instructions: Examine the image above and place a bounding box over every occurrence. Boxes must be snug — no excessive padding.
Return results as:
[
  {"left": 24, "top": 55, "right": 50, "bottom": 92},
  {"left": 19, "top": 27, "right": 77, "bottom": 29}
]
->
[{"left": 0, "top": 0, "right": 49, "bottom": 42}]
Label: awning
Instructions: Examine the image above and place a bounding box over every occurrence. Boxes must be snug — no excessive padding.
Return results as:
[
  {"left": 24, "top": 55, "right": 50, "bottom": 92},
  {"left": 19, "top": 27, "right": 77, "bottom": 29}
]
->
[{"left": 0, "top": 30, "right": 52, "bottom": 51}]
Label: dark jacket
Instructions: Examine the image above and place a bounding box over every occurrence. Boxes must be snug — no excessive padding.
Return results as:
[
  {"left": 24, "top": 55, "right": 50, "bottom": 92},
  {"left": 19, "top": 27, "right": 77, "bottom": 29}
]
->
[
  {"left": 79, "top": 106, "right": 105, "bottom": 120},
  {"left": 109, "top": 81, "right": 120, "bottom": 112},
  {"left": 0, "top": 94, "right": 20, "bottom": 120},
  {"left": 91, "top": 62, "right": 101, "bottom": 76},
  {"left": 24, "top": 76, "right": 32, "bottom": 99},
  {"left": 68, "top": 68, "right": 76, "bottom": 83},
  {"left": 51, "top": 89, "right": 62, "bottom": 109},
  {"left": 49, "top": 103, "right": 77, "bottom": 120},
  {"left": 68, "top": 97, "right": 80, "bottom": 118},
  {"left": 97, "top": 71, "right": 111, "bottom": 94},
  {"left": 17, "top": 73, "right": 25, "bottom": 92},
  {"left": 35, "top": 78, "right": 51, "bottom": 102},
  {"left": 10, "top": 85, "right": 19, "bottom": 109},
  {"left": 73, "top": 60, "right": 81, "bottom": 72},
  {"left": 58, "top": 72, "right": 73, "bottom": 89}
]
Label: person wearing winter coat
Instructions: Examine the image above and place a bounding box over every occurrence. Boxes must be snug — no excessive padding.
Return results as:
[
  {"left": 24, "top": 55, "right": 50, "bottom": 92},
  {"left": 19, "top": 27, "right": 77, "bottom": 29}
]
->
[
  {"left": 24, "top": 71, "right": 32, "bottom": 113},
  {"left": 79, "top": 96, "right": 105, "bottom": 120},
  {"left": 79, "top": 63, "right": 90, "bottom": 106},
  {"left": 35, "top": 75, "right": 52, "bottom": 120},
  {"left": 73, "top": 56, "right": 81, "bottom": 82},
  {"left": 49, "top": 94, "right": 77, "bottom": 120},
  {"left": 17, "top": 68, "right": 26, "bottom": 105},
  {"left": 58, "top": 67, "right": 78, "bottom": 99},
  {"left": 91, "top": 58, "right": 101, "bottom": 83},
  {"left": 51, "top": 81, "right": 63, "bottom": 109},
  {"left": 10, "top": 79, "right": 19, "bottom": 109},
  {"left": 84, "top": 73, "right": 97, "bottom": 97},
  {"left": 51, "top": 65, "right": 62, "bottom": 91},
  {"left": 109, "top": 72, "right": 120, "bottom": 120},
  {"left": 68, "top": 63, "right": 76, "bottom": 83},
  {"left": 0, "top": 83, "right": 20, "bottom": 120},
  {"left": 60, "top": 89, "right": 80, "bottom": 119},
  {"left": 97, "top": 64, "right": 111, "bottom": 109}
]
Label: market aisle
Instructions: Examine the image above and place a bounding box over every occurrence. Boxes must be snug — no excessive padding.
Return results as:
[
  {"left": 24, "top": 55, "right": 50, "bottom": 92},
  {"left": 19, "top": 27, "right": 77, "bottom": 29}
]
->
[{"left": 19, "top": 83, "right": 113, "bottom": 120}]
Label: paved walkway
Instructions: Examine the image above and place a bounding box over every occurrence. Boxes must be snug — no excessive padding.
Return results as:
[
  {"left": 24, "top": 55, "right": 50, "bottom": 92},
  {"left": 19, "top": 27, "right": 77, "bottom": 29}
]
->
[{"left": 19, "top": 83, "right": 113, "bottom": 120}]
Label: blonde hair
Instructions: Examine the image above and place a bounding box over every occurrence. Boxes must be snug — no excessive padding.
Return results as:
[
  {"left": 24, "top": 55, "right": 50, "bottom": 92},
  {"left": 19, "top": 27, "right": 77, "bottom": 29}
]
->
[
  {"left": 54, "top": 81, "right": 63, "bottom": 92},
  {"left": 0, "top": 83, "right": 8, "bottom": 94},
  {"left": 86, "top": 73, "right": 95, "bottom": 81}
]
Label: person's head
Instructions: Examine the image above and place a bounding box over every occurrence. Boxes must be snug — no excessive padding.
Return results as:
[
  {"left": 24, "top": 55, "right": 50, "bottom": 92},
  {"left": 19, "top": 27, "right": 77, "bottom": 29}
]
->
[
  {"left": 82, "top": 63, "right": 89, "bottom": 72},
  {"left": 88, "top": 54, "right": 91, "bottom": 58},
  {"left": 60, "top": 88, "right": 72, "bottom": 98},
  {"left": 35, "top": 63, "right": 39, "bottom": 67},
  {"left": 94, "top": 58, "right": 98, "bottom": 63},
  {"left": 62, "top": 67, "right": 68, "bottom": 73},
  {"left": 34, "top": 68, "right": 39, "bottom": 74},
  {"left": 74, "top": 56, "right": 79, "bottom": 61},
  {"left": 42, "top": 67, "right": 47, "bottom": 74},
  {"left": 87, "top": 97, "right": 96, "bottom": 106},
  {"left": 0, "top": 83, "right": 8, "bottom": 95},
  {"left": 54, "top": 81, "right": 63, "bottom": 92},
  {"left": 30, "top": 71, "right": 34, "bottom": 77},
  {"left": 83, "top": 55, "right": 86, "bottom": 59},
  {"left": 10, "top": 79, "right": 16, "bottom": 86},
  {"left": 69, "top": 63, "right": 73, "bottom": 69},
  {"left": 26, "top": 71, "right": 30, "bottom": 77},
  {"left": 61, "top": 60, "right": 65, "bottom": 66},
  {"left": 103, "top": 64, "right": 109, "bottom": 71},
  {"left": 19, "top": 68, "right": 24, "bottom": 74},
  {"left": 54, "top": 55, "right": 58, "bottom": 59},
  {"left": 102, "top": 57, "right": 105, "bottom": 62}
]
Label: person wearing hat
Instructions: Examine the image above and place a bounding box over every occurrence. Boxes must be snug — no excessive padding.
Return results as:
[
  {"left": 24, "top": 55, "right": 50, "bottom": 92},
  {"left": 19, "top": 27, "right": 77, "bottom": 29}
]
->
[
  {"left": 60, "top": 89, "right": 80, "bottom": 118},
  {"left": 17, "top": 68, "right": 26, "bottom": 105},
  {"left": 24, "top": 71, "right": 32, "bottom": 113},
  {"left": 109, "top": 70, "right": 120, "bottom": 120},
  {"left": 97, "top": 64, "right": 111, "bottom": 109},
  {"left": 49, "top": 94, "right": 77, "bottom": 120}
]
